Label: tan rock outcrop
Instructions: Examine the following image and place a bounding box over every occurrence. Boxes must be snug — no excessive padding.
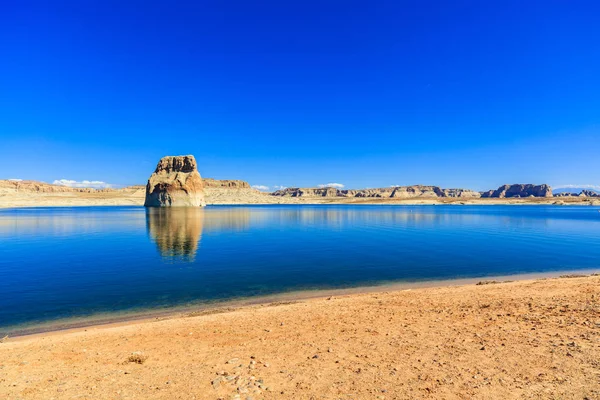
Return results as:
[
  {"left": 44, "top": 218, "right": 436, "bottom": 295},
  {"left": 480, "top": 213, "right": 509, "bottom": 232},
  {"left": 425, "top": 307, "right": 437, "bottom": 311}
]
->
[
  {"left": 0, "top": 180, "right": 143, "bottom": 194},
  {"left": 202, "top": 178, "right": 251, "bottom": 189},
  {"left": 272, "top": 187, "right": 340, "bottom": 197},
  {"left": 481, "top": 184, "right": 553, "bottom": 198},
  {"left": 340, "top": 188, "right": 395, "bottom": 198},
  {"left": 390, "top": 185, "right": 443, "bottom": 198},
  {"left": 580, "top": 190, "right": 599, "bottom": 197},
  {"left": 144, "top": 155, "right": 205, "bottom": 207},
  {"left": 441, "top": 188, "right": 481, "bottom": 198},
  {"left": 272, "top": 185, "right": 481, "bottom": 199}
]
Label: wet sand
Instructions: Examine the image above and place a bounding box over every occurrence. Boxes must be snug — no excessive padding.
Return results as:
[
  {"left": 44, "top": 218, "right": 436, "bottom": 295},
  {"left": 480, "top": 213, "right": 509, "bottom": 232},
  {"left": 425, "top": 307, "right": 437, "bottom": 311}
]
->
[
  {"left": 4, "top": 269, "right": 599, "bottom": 338},
  {"left": 1, "top": 274, "right": 599, "bottom": 399}
]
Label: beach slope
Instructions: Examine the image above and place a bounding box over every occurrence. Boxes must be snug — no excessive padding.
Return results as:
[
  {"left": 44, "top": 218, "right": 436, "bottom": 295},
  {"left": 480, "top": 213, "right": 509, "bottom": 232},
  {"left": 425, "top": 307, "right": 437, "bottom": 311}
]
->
[{"left": 1, "top": 276, "right": 599, "bottom": 399}]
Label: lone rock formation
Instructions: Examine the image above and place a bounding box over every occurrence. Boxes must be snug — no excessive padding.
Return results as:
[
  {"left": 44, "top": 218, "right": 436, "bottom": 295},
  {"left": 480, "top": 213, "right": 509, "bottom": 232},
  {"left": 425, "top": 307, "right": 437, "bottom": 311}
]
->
[{"left": 144, "top": 155, "right": 206, "bottom": 207}]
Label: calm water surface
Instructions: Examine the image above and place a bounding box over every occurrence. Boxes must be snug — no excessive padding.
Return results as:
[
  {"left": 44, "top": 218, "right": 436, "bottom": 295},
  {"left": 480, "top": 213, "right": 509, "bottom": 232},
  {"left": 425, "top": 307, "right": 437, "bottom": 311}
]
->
[{"left": 1, "top": 205, "right": 599, "bottom": 334}]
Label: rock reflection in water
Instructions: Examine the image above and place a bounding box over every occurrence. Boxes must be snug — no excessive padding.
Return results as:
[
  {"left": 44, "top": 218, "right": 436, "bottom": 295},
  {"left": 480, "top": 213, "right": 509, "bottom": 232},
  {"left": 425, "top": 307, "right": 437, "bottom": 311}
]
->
[
  {"left": 146, "top": 208, "right": 204, "bottom": 260},
  {"left": 144, "top": 206, "right": 554, "bottom": 261},
  {"left": 203, "top": 208, "right": 251, "bottom": 233}
]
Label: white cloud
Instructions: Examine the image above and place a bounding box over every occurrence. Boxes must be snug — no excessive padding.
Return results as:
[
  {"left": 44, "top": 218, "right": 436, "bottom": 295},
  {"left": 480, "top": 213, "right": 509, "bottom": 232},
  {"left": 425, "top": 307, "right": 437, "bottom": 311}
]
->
[
  {"left": 8, "top": 178, "right": 23, "bottom": 182},
  {"left": 53, "top": 179, "right": 114, "bottom": 189},
  {"left": 554, "top": 184, "right": 600, "bottom": 190},
  {"left": 272, "top": 185, "right": 287, "bottom": 191},
  {"left": 317, "top": 183, "right": 345, "bottom": 189},
  {"left": 251, "top": 185, "right": 270, "bottom": 191}
]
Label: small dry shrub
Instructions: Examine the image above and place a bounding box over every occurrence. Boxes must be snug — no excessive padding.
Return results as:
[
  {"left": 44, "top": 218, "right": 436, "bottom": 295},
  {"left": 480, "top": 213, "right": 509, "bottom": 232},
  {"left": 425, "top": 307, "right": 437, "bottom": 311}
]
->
[
  {"left": 126, "top": 352, "right": 148, "bottom": 364},
  {"left": 476, "top": 280, "right": 500, "bottom": 285}
]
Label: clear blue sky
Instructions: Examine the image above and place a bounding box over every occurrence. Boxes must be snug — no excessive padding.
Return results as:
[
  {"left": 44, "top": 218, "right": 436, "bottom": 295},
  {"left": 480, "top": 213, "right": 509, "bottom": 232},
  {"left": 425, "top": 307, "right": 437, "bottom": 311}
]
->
[{"left": 1, "top": 0, "right": 599, "bottom": 191}]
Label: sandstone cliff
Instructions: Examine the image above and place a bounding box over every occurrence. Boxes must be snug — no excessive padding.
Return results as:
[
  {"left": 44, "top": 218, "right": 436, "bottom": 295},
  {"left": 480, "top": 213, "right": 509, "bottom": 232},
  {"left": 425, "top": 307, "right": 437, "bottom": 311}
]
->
[
  {"left": 340, "top": 188, "right": 395, "bottom": 198},
  {"left": 202, "top": 178, "right": 251, "bottom": 189},
  {"left": 555, "top": 190, "right": 600, "bottom": 198},
  {"left": 0, "top": 180, "right": 85, "bottom": 194},
  {"left": 441, "top": 188, "right": 482, "bottom": 198},
  {"left": 580, "top": 190, "right": 600, "bottom": 197},
  {"left": 202, "top": 179, "right": 271, "bottom": 205},
  {"left": 0, "top": 180, "right": 144, "bottom": 194},
  {"left": 272, "top": 185, "right": 481, "bottom": 198},
  {"left": 144, "top": 155, "right": 205, "bottom": 207},
  {"left": 481, "top": 184, "right": 553, "bottom": 198},
  {"left": 272, "top": 187, "right": 340, "bottom": 197}
]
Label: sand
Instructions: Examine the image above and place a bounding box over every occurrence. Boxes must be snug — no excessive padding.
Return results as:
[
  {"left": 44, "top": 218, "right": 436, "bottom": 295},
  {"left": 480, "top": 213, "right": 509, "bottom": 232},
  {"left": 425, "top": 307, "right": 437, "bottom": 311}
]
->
[{"left": 1, "top": 275, "right": 599, "bottom": 399}]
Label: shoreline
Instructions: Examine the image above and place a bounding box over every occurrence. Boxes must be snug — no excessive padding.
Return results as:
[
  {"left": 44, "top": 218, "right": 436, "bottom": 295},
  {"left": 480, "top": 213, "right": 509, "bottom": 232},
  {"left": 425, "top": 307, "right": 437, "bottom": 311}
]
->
[
  {"left": 5, "top": 268, "right": 599, "bottom": 340},
  {"left": 2, "top": 200, "right": 600, "bottom": 209},
  {"left": 1, "top": 191, "right": 600, "bottom": 209},
  {"left": 2, "top": 273, "right": 599, "bottom": 399}
]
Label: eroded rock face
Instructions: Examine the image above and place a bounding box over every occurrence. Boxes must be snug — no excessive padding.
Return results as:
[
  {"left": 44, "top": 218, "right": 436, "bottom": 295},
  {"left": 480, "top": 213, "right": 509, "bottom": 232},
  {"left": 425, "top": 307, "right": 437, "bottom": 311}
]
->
[
  {"left": 441, "top": 188, "right": 481, "bottom": 198},
  {"left": 272, "top": 187, "right": 339, "bottom": 197},
  {"left": 0, "top": 180, "right": 143, "bottom": 194},
  {"left": 481, "top": 184, "right": 553, "bottom": 198},
  {"left": 580, "top": 190, "right": 599, "bottom": 197},
  {"left": 390, "top": 185, "right": 444, "bottom": 198},
  {"left": 144, "top": 155, "right": 205, "bottom": 207},
  {"left": 202, "top": 178, "right": 251, "bottom": 189},
  {"left": 341, "top": 188, "right": 395, "bottom": 198},
  {"left": 272, "top": 185, "right": 482, "bottom": 198}
]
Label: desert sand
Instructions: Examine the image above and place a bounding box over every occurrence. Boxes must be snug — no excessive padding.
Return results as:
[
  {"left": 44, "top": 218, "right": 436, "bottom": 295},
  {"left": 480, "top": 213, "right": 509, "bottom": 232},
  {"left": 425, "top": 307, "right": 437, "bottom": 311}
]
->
[{"left": 1, "top": 275, "right": 599, "bottom": 399}]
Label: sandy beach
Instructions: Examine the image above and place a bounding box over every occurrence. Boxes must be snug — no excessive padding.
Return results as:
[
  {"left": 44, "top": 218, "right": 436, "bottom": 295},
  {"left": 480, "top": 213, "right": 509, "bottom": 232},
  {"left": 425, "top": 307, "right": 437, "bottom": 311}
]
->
[{"left": 1, "top": 275, "right": 599, "bottom": 399}]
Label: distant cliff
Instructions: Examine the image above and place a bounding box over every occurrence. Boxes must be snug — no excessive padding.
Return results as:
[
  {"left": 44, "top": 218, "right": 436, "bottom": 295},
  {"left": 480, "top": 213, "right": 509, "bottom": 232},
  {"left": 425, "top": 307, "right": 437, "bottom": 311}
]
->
[
  {"left": 202, "top": 178, "right": 251, "bottom": 189},
  {"left": 555, "top": 189, "right": 599, "bottom": 197},
  {"left": 272, "top": 184, "right": 559, "bottom": 199},
  {"left": 0, "top": 180, "right": 144, "bottom": 194},
  {"left": 0, "top": 178, "right": 253, "bottom": 195},
  {"left": 481, "top": 184, "right": 553, "bottom": 198},
  {"left": 271, "top": 187, "right": 339, "bottom": 197},
  {"left": 272, "top": 185, "right": 481, "bottom": 198},
  {"left": 389, "top": 186, "right": 481, "bottom": 198}
]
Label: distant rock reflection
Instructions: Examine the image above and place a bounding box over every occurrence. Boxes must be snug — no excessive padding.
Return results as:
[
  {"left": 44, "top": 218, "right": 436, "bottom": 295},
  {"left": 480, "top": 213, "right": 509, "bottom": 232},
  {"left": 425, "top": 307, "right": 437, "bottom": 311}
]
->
[
  {"left": 145, "top": 206, "right": 554, "bottom": 261},
  {"left": 203, "top": 208, "right": 251, "bottom": 233},
  {"left": 146, "top": 208, "right": 205, "bottom": 260}
]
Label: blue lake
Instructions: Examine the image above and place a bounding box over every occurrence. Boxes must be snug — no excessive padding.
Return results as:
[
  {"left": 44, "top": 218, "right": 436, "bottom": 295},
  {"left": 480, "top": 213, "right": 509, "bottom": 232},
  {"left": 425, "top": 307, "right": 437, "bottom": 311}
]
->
[{"left": 1, "top": 205, "right": 599, "bottom": 335}]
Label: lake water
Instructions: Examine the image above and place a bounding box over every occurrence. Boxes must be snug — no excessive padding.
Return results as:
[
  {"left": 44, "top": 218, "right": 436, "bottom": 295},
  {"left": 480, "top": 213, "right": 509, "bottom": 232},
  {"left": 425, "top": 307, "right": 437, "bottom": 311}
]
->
[{"left": 1, "top": 205, "right": 599, "bottom": 335}]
